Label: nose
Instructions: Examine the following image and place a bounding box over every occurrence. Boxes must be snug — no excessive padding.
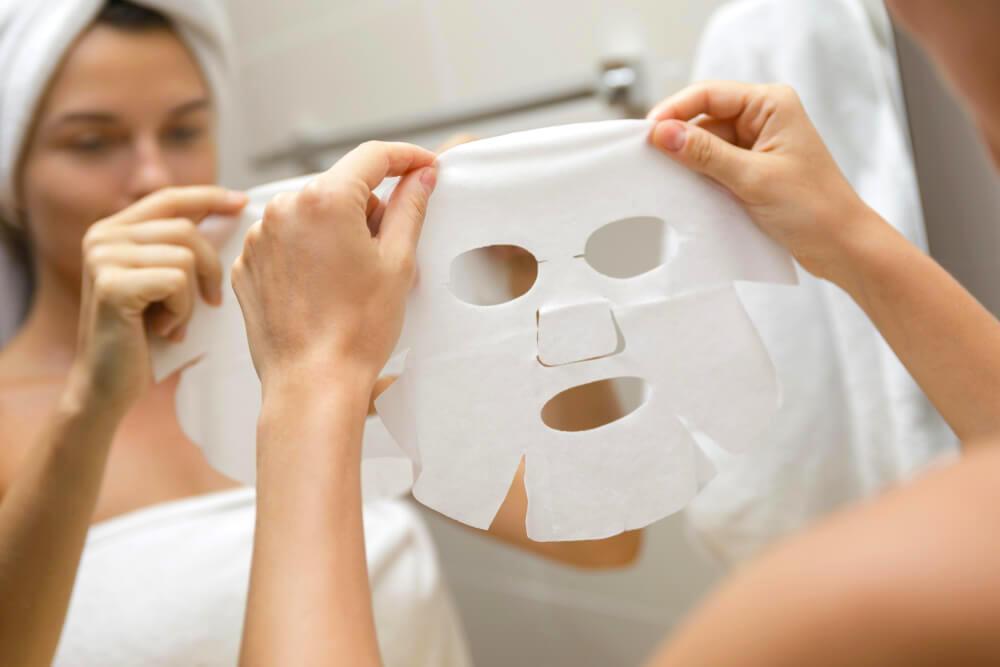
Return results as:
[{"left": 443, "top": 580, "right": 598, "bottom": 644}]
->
[
  {"left": 536, "top": 298, "right": 620, "bottom": 366},
  {"left": 126, "top": 135, "right": 172, "bottom": 201}
]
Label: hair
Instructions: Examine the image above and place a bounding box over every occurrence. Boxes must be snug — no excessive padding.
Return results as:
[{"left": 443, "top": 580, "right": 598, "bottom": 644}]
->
[{"left": 96, "top": 1, "right": 172, "bottom": 31}]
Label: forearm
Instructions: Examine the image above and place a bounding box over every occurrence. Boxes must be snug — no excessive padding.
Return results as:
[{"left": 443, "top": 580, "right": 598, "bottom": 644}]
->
[
  {"left": 0, "top": 376, "right": 121, "bottom": 667},
  {"left": 831, "top": 211, "right": 1000, "bottom": 444},
  {"left": 240, "top": 374, "right": 381, "bottom": 667}
]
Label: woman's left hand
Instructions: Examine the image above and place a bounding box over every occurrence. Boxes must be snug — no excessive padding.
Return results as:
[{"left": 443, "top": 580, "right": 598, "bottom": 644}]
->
[{"left": 231, "top": 141, "right": 437, "bottom": 395}]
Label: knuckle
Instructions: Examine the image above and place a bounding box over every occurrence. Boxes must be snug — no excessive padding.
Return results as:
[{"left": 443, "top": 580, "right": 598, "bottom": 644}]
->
[
  {"left": 230, "top": 257, "right": 244, "bottom": 281},
  {"left": 163, "top": 217, "right": 196, "bottom": 238},
  {"left": 406, "top": 188, "right": 429, "bottom": 220},
  {"left": 166, "top": 267, "right": 188, "bottom": 291},
  {"left": 245, "top": 220, "right": 263, "bottom": 246},
  {"left": 770, "top": 83, "right": 800, "bottom": 106},
  {"left": 158, "top": 186, "right": 183, "bottom": 201},
  {"left": 81, "top": 226, "right": 106, "bottom": 252},
  {"left": 734, "top": 165, "right": 768, "bottom": 199},
  {"left": 84, "top": 243, "right": 113, "bottom": 270},
  {"left": 175, "top": 246, "right": 196, "bottom": 271},
  {"left": 296, "top": 180, "right": 332, "bottom": 214},
  {"left": 263, "top": 193, "right": 293, "bottom": 223},
  {"left": 92, "top": 268, "right": 118, "bottom": 299},
  {"left": 394, "top": 254, "right": 416, "bottom": 278},
  {"left": 689, "top": 132, "right": 714, "bottom": 166},
  {"left": 358, "top": 139, "right": 384, "bottom": 153},
  {"left": 175, "top": 217, "right": 197, "bottom": 234},
  {"left": 145, "top": 187, "right": 175, "bottom": 209}
]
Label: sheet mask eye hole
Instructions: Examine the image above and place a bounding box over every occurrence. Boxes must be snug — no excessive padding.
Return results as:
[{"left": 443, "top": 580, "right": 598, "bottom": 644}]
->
[
  {"left": 448, "top": 245, "right": 538, "bottom": 306},
  {"left": 584, "top": 216, "right": 668, "bottom": 279}
]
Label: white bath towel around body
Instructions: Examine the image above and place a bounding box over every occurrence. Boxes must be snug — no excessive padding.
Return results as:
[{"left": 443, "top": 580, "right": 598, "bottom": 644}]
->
[{"left": 53, "top": 489, "right": 472, "bottom": 666}]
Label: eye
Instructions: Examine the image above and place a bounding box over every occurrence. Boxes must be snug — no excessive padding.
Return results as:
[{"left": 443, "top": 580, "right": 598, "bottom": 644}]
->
[
  {"left": 448, "top": 244, "right": 538, "bottom": 306},
  {"left": 69, "top": 134, "right": 117, "bottom": 154},
  {"left": 583, "top": 216, "right": 669, "bottom": 279},
  {"left": 541, "top": 377, "right": 649, "bottom": 432},
  {"left": 163, "top": 125, "right": 205, "bottom": 146}
]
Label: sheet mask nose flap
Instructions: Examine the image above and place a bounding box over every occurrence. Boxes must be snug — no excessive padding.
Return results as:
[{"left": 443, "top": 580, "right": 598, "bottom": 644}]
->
[{"left": 536, "top": 299, "right": 619, "bottom": 366}]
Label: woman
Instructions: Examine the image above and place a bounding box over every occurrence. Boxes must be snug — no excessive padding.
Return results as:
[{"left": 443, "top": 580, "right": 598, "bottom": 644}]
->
[
  {"left": 233, "top": 0, "right": 1000, "bottom": 664},
  {"left": 0, "top": 2, "right": 637, "bottom": 666}
]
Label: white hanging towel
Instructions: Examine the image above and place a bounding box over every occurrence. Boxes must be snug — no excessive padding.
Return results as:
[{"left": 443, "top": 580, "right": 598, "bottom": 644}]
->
[{"left": 683, "top": 0, "right": 957, "bottom": 563}]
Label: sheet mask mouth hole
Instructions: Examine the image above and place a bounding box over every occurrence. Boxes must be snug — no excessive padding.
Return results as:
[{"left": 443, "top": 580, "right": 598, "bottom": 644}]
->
[
  {"left": 584, "top": 216, "right": 668, "bottom": 279},
  {"left": 541, "top": 376, "right": 648, "bottom": 432},
  {"left": 448, "top": 244, "right": 538, "bottom": 306}
]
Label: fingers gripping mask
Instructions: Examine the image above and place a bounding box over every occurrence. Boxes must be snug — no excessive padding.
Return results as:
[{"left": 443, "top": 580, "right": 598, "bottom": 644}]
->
[
  {"left": 151, "top": 176, "right": 415, "bottom": 500},
  {"left": 374, "top": 120, "right": 797, "bottom": 540}
]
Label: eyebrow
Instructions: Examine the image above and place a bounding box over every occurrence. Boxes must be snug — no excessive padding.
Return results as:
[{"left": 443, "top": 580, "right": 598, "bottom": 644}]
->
[{"left": 48, "top": 97, "right": 212, "bottom": 128}]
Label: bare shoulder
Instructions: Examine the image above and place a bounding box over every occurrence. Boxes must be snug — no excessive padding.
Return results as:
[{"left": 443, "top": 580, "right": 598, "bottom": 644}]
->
[
  {"left": 648, "top": 446, "right": 1000, "bottom": 667},
  {"left": 795, "top": 445, "right": 1000, "bottom": 665}
]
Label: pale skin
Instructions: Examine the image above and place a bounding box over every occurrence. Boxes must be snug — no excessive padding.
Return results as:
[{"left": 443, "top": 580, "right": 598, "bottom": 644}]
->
[
  {"left": 0, "top": 19, "right": 636, "bottom": 667},
  {"left": 235, "top": 1, "right": 1000, "bottom": 665}
]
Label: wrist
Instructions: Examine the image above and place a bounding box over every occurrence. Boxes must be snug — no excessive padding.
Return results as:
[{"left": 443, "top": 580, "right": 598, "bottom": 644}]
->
[
  {"left": 259, "top": 355, "right": 378, "bottom": 411},
  {"left": 817, "top": 205, "right": 898, "bottom": 288},
  {"left": 825, "top": 209, "right": 916, "bottom": 300},
  {"left": 62, "top": 362, "right": 132, "bottom": 427},
  {"left": 256, "top": 361, "right": 375, "bottom": 461}
]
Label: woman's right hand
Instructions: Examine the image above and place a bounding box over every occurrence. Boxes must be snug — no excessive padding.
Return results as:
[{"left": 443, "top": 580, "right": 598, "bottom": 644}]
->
[
  {"left": 647, "top": 81, "right": 890, "bottom": 283},
  {"left": 70, "top": 186, "right": 248, "bottom": 416}
]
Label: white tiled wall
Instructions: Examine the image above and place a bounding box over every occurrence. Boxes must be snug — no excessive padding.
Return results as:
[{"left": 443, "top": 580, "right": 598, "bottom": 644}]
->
[{"left": 221, "top": 2, "right": 731, "bottom": 665}]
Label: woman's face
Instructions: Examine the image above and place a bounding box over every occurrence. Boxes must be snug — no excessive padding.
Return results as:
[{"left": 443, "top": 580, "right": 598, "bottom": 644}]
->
[{"left": 17, "top": 23, "right": 217, "bottom": 285}]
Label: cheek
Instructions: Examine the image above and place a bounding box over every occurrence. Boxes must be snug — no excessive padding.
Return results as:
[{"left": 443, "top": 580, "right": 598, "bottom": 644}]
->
[
  {"left": 167, "top": 141, "right": 218, "bottom": 186},
  {"left": 20, "top": 155, "right": 121, "bottom": 278}
]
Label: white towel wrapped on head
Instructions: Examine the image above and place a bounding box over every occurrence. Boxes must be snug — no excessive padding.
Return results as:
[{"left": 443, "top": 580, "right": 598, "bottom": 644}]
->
[{"left": 0, "top": 0, "right": 235, "bottom": 222}]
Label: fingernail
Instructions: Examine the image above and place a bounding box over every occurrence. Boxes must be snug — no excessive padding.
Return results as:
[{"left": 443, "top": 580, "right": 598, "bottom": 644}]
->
[
  {"left": 420, "top": 166, "right": 437, "bottom": 191},
  {"left": 654, "top": 120, "right": 687, "bottom": 152}
]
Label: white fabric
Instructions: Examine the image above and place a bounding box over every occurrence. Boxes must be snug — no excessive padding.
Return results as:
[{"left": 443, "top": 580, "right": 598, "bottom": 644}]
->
[
  {"left": 0, "top": 0, "right": 235, "bottom": 223},
  {"left": 53, "top": 488, "right": 472, "bottom": 667},
  {"left": 683, "top": 0, "right": 957, "bottom": 563}
]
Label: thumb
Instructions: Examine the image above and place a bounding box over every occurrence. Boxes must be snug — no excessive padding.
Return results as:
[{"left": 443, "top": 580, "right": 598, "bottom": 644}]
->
[
  {"left": 378, "top": 165, "right": 437, "bottom": 258},
  {"left": 651, "top": 120, "right": 750, "bottom": 195}
]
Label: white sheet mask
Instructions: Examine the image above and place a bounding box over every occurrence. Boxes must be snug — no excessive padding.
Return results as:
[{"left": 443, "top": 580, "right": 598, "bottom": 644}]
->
[
  {"left": 151, "top": 176, "right": 414, "bottom": 499},
  {"left": 151, "top": 119, "right": 797, "bottom": 535},
  {"left": 375, "top": 120, "right": 797, "bottom": 540}
]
